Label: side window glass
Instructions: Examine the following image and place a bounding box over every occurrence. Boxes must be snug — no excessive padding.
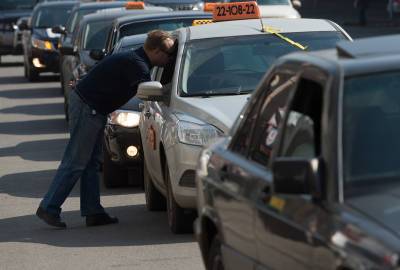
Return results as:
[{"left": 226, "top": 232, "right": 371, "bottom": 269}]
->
[
  {"left": 250, "top": 73, "right": 296, "bottom": 166},
  {"left": 279, "top": 78, "right": 324, "bottom": 158}
]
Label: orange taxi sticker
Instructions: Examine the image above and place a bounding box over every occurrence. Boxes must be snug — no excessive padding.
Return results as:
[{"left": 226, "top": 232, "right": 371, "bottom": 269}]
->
[
  {"left": 212, "top": 1, "right": 260, "bottom": 22},
  {"left": 125, "top": 1, "right": 145, "bottom": 9}
]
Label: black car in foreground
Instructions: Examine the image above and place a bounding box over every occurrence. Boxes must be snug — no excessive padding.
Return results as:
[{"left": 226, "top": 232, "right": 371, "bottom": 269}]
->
[
  {"left": 195, "top": 35, "right": 400, "bottom": 270},
  {"left": 0, "top": 0, "right": 35, "bottom": 63},
  {"left": 20, "top": 1, "right": 76, "bottom": 81}
]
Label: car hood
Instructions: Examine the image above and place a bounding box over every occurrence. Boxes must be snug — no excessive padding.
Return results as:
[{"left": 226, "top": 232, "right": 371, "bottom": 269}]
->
[
  {"left": 175, "top": 94, "right": 250, "bottom": 133},
  {"left": 0, "top": 10, "right": 31, "bottom": 21},
  {"left": 347, "top": 186, "right": 400, "bottom": 239},
  {"left": 33, "top": 28, "right": 61, "bottom": 40},
  {"left": 259, "top": 5, "right": 300, "bottom": 18}
]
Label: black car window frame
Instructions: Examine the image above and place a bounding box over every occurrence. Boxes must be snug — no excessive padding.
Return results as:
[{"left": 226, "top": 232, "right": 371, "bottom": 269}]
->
[
  {"left": 249, "top": 71, "right": 297, "bottom": 168},
  {"left": 229, "top": 69, "right": 280, "bottom": 157},
  {"left": 276, "top": 70, "right": 326, "bottom": 160}
]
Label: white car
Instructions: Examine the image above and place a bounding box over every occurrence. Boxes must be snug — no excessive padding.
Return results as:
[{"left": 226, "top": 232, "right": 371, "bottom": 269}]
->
[
  {"left": 138, "top": 16, "right": 351, "bottom": 233},
  {"left": 257, "top": 0, "right": 301, "bottom": 18}
]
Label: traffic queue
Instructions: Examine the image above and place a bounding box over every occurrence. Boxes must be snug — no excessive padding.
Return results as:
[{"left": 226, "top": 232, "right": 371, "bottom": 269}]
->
[{"left": 2, "top": 0, "right": 400, "bottom": 269}]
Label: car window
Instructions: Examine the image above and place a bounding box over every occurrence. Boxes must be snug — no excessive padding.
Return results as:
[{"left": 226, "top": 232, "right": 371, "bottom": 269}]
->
[
  {"left": 250, "top": 73, "right": 296, "bottom": 167},
  {"left": 278, "top": 78, "right": 324, "bottom": 159},
  {"left": 179, "top": 32, "right": 345, "bottom": 97},
  {"left": 342, "top": 71, "right": 400, "bottom": 192},
  {"left": 33, "top": 6, "right": 73, "bottom": 28},
  {"left": 82, "top": 20, "right": 113, "bottom": 50}
]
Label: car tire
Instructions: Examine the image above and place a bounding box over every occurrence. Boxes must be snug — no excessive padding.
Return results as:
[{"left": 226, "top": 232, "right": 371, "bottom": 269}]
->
[
  {"left": 144, "top": 160, "right": 166, "bottom": 211},
  {"left": 207, "top": 236, "right": 224, "bottom": 270},
  {"left": 27, "top": 63, "right": 39, "bottom": 82},
  {"left": 102, "top": 145, "right": 128, "bottom": 188},
  {"left": 165, "top": 162, "right": 194, "bottom": 234}
]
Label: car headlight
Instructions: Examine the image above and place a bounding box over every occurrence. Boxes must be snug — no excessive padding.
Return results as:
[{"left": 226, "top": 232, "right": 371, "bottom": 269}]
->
[
  {"left": 177, "top": 120, "right": 222, "bottom": 146},
  {"left": 31, "top": 37, "right": 54, "bottom": 51},
  {"left": 108, "top": 110, "right": 140, "bottom": 128},
  {"left": 192, "top": 2, "right": 204, "bottom": 10}
]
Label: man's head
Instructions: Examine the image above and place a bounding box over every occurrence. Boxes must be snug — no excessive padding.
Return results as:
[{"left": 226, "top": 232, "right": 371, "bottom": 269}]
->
[{"left": 144, "top": 30, "right": 175, "bottom": 67}]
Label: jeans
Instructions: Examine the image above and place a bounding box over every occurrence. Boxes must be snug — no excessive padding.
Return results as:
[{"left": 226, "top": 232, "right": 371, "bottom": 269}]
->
[{"left": 40, "top": 90, "right": 107, "bottom": 217}]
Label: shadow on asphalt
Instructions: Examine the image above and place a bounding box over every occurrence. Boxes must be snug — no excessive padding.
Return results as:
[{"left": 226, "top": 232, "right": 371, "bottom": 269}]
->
[
  {"left": 0, "top": 87, "right": 61, "bottom": 99},
  {"left": 0, "top": 205, "right": 196, "bottom": 247},
  {"left": 0, "top": 118, "right": 67, "bottom": 135},
  {"left": 0, "top": 102, "right": 64, "bottom": 116},
  {"left": 0, "top": 169, "right": 144, "bottom": 198},
  {"left": 0, "top": 138, "right": 67, "bottom": 162}
]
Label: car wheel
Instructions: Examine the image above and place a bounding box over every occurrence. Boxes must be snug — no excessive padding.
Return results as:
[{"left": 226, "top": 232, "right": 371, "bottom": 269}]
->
[
  {"left": 144, "top": 160, "right": 166, "bottom": 211},
  {"left": 102, "top": 145, "right": 128, "bottom": 188},
  {"left": 27, "top": 62, "right": 39, "bottom": 82},
  {"left": 207, "top": 236, "right": 224, "bottom": 270},
  {"left": 165, "top": 162, "right": 194, "bottom": 234}
]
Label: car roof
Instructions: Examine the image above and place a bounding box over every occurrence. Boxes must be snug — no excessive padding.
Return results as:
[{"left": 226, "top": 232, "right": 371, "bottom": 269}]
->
[
  {"left": 280, "top": 35, "right": 400, "bottom": 77},
  {"left": 80, "top": 7, "right": 168, "bottom": 24},
  {"left": 71, "top": 1, "right": 127, "bottom": 11},
  {"left": 113, "top": 10, "right": 212, "bottom": 25},
  {"left": 34, "top": 1, "right": 77, "bottom": 9},
  {"left": 182, "top": 18, "right": 338, "bottom": 40}
]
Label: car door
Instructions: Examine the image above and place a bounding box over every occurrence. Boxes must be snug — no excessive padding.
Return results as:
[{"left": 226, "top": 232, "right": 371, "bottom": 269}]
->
[
  {"left": 254, "top": 69, "right": 328, "bottom": 270},
  {"left": 211, "top": 83, "right": 267, "bottom": 270}
]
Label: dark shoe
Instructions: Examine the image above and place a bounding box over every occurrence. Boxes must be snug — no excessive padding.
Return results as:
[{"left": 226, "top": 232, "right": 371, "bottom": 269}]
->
[
  {"left": 86, "top": 213, "right": 119, "bottom": 227},
  {"left": 36, "top": 206, "right": 66, "bottom": 228}
]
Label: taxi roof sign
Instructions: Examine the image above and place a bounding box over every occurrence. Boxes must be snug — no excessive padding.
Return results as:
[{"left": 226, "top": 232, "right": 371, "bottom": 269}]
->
[
  {"left": 125, "top": 1, "right": 145, "bottom": 9},
  {"left": 204, "top": 3, "right": 216, "bottom": 12},
  {"left": 212, "top": 2, "right": 261, "bottom": 22}
]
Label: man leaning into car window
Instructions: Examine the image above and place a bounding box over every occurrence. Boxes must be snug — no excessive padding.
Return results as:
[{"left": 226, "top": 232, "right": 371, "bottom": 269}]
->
[{"left": 36, "top": 30, "right": 176, "bottom": 228}]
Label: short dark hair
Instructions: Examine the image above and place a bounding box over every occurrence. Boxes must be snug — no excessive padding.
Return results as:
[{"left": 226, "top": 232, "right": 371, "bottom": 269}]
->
[{"left": 144, "top": 30, "right": 174, "bottom": 51}]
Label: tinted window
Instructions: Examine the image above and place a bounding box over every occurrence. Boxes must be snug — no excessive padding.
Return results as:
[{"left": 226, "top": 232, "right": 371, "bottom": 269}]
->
[
  {"left": 250, "top": 73, "right": 295, "bottom": 166},
  {"left": 343, "top": 71, "right": 400, "bottom": 190},
  {"left": 33, "top": 6, "right": 73, "bottom": 28},
  {"left": 82, "top": 21, "right": 112, "bottom": 50},
  {"left": 118, "top": 18, "right": 196, "bottom": 41},
  {"left": 180, "top": 32, "right": 344, "bottom": 97}
]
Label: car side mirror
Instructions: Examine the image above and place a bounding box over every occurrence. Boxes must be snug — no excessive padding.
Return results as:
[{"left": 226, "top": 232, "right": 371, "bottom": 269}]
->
[
  {"left": 59, "top": 45, "right": 75, "bottom": 55},
  {"left": 292, "top": 0, "right": 302, "bottom": 9},
  {"left": 89, "top": 49, "right": 105, "bottom": 61},
  {"left": 273, "top": 157, "right": 322, "bottom": 198},
  {"left": 52, "top": 25, "right": 66, "bottom": 35},
  {"left": 136, "top": 81, "right": 164, "bottom": 101},
  {"left": 18, "top": 21, "right": 29, "bottom": 31}
]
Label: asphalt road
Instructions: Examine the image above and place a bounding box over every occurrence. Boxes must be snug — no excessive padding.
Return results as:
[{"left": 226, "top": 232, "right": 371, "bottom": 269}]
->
[{"left": 0, "top": 56, "right": 204, "bottom": 270}]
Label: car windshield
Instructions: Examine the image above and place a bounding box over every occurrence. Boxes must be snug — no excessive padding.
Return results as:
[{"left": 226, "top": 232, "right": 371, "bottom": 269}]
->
[
  {"left": 117, "top": 18, "right": 197, "bottom": 44},
  {"left": 343, "top": 71, "right": 400, "bottom": 196},
  {"left": 83, "top": 20, "right": 113, "bottom": 50},
  {"left": 34, "top": 6, "right": 73, "bottom": 28},
  {"left": 0, "top": 0, "right": 35, "bottom": 10},
  {"left": 180, "top": 32, "right": 344, "bottom": 97}
]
